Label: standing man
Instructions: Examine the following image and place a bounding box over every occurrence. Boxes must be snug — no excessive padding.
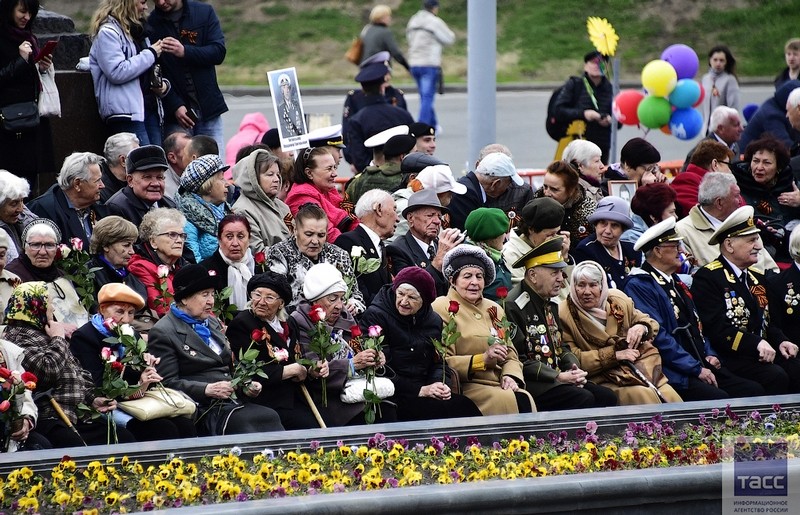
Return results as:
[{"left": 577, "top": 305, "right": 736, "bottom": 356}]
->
[
  {"left": 406, "top": 0, "right": 455, "bottom": 131},
  {"left": 148, "top": 0, "right": 228, "bottom": 160}
]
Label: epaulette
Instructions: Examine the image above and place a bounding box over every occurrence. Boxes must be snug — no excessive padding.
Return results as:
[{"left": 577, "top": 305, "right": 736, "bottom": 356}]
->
[
  {"left": 514, "top": 292, "right": 530, "bottom": 309},
  {"left": 704, "top": 260, "right": 723, "bottom": 270},
  {"left": 347, "top": 90, "right": 356, "bottom": 95}
]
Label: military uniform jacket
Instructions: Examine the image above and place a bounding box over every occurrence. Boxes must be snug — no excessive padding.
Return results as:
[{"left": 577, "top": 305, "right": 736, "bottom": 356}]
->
[
  {"left": 506, "top": 280, "right": 580, "bottom": 397},
  {"left": 691, "top": 256, "right": 787, "bottom": 359},
  {"left": 345, "top": 161, "right": 407, "bottom": 206},
  {"left": 766, "top": 262, "right": 800, "bottom": 345}
]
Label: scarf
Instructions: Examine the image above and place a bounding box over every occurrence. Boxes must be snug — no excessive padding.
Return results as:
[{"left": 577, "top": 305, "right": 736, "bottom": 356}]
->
[
  {"left": 569, "top": 260, "right": 610, "bottom": 322},
  {"left": 99, "top": 255, "right": 128, "bottom": 278},
  {"left": 17, "top": 253, "right": 61, "bottom": 282},
  {"left": 5, "top": 25, "right": 38, "bottom": 55},
  {"left": 4, "top": 281, "right": 49, "bottom": 330},
  {"left": 170, "top": 303, "right": 211, "bottom": 345},
  {"left": 177, "top": 192, "right": 228, "bottom": 235},
  {"left": 220, "top": 248, "right": 254, "bottom": 309}
]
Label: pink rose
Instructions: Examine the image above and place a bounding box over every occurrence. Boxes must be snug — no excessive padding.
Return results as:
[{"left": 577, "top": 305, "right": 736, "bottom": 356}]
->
[
  {"left": 0, "top": 400, "right": 10, "bottom": 413},
  {"left": 274, "top": 348, "right": 289, "bottom": 362},
  {"left": 100, "top": 347, "right": 112, "bottom": 361},
  {"left": 70, "top": 237, "right": 83, "bottom": 252},
  {"left": 57, "top": 244, "right": 70, "bottom": 260},
  {"left": 103, "top": 318, "right": 118, "bottom": 333},
  {"left": 368, "top": 325, "right": 382, "bottom": 338},
  {"left": 157, "top": 265, "right": 170, "bottom": 278}
]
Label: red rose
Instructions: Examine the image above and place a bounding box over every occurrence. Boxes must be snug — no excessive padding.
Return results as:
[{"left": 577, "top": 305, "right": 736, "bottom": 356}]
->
[
  {"left": 111, "top": 361, "right": 124, "bottom": 373},
  {"left": 308, "top": 304, "right": 326, "bottom": 323},
  {"left": 350, "top": 325, "right": 362, "bottom": 338},
  {"left": 254, "top": 251, "right": 266, "bottom": 265},
  {"left": 0, "top": 367, "right": 11, "bottom": 380},
  {"left": 448, "top": 301, "right": 460, "bottom": 314},
  {"left": 496, "top": 286, "right": 509, "bottom": 300},
  {"left": 21, "top": 371, "right": 37, "bottom": 384},
  {"left": 251, "top": 328, "right": 265, "bottom": 342}
]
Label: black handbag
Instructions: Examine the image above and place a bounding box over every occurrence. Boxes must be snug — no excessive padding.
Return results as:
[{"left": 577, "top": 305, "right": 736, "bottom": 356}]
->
[{"left": 0, "top": 101, "right": 40, "bottom": 134}]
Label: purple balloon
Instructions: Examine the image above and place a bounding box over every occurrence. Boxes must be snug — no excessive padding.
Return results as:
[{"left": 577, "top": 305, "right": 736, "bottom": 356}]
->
[{"left": 661, "top": 44, "right": 699, "bottom": 80}]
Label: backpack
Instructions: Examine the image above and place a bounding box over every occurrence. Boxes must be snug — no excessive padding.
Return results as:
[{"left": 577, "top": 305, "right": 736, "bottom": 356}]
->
[{"left": 545, "top": 76, "right": 581, "bottom": 141}]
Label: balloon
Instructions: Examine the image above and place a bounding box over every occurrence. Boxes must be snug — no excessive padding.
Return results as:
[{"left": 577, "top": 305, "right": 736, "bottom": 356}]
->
[
  {"left": 692, "top": 83, "right": 705, "bottom": 108},
  {"left": 612, "top": 89, "right": 645, "bottom": 125},
  {"left": 669, "top": 108, "right": 703, "bottom": 140},
  {"left": 743, "top": 103, "right": 759, "bottom": 122},
  {"left": 637, "top": 96, "right": 672, "bottom": 129},
  {"left": 669, "top": 79, "right": 701, "bottom": 109},
  {"left": 660, "top": 124, "right": 671, "bottom": 135},
  {"left": 661, "top": 44, "right": 699, "bottom": 79},
  {"left": 641, "top": 60, "right": 678, "bottom": 97}
]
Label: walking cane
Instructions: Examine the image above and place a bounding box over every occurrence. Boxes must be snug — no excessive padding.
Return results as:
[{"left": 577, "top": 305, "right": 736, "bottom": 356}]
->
[
  {"left": 35, "top": 389, "right": 87, "bottom": 446},
  {"left": 299, "top": 384, "right": 326, "bottom": 428},
  {"left": 620, "top": 360, "right": 668, "bottom": 403}
]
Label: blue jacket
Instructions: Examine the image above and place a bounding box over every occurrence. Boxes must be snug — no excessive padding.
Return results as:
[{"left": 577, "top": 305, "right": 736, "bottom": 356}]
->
[
  {"left": 624, "top": 268, "right": 715, "bottom": 389},
  {"left": 738, "top": 80, "right": 800, "bottom": 151},
  {"left": 89, "top": 16, "right": 157, "bottom": 122},
  {"left": 147, "top": 0, "right": 228, "bottom": 123}
]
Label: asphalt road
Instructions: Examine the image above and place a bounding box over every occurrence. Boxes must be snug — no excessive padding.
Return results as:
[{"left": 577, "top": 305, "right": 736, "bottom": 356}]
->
[{"left": 222, "top": 85, "right": 776, "bottom": 178}]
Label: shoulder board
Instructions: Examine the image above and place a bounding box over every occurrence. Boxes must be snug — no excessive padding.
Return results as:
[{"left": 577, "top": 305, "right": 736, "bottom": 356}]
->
[
  {"left": 514, "top": 292, "right": 530, "bottom": 309},
  {"left": 747, "top": 266, "right": 763, "bottom": 275},
  {"left": 396, "top": 88, "right": 405, "bottom": 94},
  {"left": 704, "top": 260, "right": 723, "bottom": 270},
  {"left": 347, "top": 90, "right": 356, "bottom": 95}
]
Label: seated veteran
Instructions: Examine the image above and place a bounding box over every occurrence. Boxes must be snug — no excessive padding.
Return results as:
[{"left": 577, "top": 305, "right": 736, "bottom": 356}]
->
[
  {"left": 624, "top": 219, "right": 764, "bottom": 401},
  {"left": 692, "top": 206, "right": 800, "bottom": 395},
  {"left": 506, "top": 237, "right": 617, "bottom": 411},
  {"left": 767, "top": 225, "right": 800, "bottom": 349}
]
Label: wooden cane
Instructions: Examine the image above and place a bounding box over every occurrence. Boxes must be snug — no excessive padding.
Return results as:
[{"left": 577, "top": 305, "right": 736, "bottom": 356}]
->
[
  {"left": 49, "top": 396, "right": 88, "bottom": 446},
  {"left": 300, "top": 384, "right": 326, "bottom": 428}
]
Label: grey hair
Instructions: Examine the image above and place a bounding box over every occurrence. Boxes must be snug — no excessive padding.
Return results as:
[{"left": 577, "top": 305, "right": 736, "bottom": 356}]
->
[
  {"left": 788, "top": 88, "right": 800, "bottom": 110},
  {"left": 709, "top": 106, "right": 740, "bottom": 133},
  {"left": 477, "top": 143, "right": 512, "bottom": 162},
  {"left": 0, "top": 170, "right": 30, "bottom": 205},
  {"left": 572, "top": 261, "right": 604, "bottom": 284},
  {"left": 139, "top": 208, "right": 186, "bottom": 242},
  {"left": 58, "top": 152, "right": 103, "bottom": 191},
  {"left": 790, "top": 224, "right": 800, "bottom": 261},
  {"left": 698, "top": 172, "right": 737, "bottom": 206},
  {"left": 354, "top": 189, "right": 392, "bottom": 218},
  {"left": 103, "top": 132, "right": 139, "bottom": 163},
  {"left": 562, "top": 139, "right": 602, "bottom": 167}
]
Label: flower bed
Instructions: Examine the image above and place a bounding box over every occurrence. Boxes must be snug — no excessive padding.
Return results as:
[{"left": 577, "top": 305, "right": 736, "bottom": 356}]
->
[{"left": 1, "top": 405, "right": 798, "bottom": 513}]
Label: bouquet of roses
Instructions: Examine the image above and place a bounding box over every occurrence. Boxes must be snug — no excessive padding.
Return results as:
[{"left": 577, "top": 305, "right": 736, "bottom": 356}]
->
[
  {"left": 57, "top": 237, "right": 102, "bottom": 312},
  {"left": 297, "top": 304, "right": 341, "bottom": 407},
  {"left": 350, "top": 324, "right": 386, "bottom": 424},
  {"left": 432, "top": 300, "right": 461, "bottom": 384},
  {"left": 0, "top": 367, "right": 37, "bottom": 452}
]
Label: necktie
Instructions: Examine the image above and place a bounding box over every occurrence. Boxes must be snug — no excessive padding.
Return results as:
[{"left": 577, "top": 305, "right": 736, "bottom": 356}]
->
[
  {"left": 427, "top": 243, "right": 436, "bottom": 262},
  {"left": 740, "top": 271, "right": 748, "bottom": 290}
]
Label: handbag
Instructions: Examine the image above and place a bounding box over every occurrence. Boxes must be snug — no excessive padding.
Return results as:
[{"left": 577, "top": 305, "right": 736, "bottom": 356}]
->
[
  {"left": 340, "top": 376, "right": 395, "bottom": 403},
  {"left": 118, "top": 387, "right": 197, "bottom": 421},
  {"left": 38, "top": 66, "right": 61, "bottom": 117},
  {"left": 0, "top": 101, "right": 39, "bottom": 133},
  {"left": 344, "top": 37, "right": 364, "bottom": 65}
]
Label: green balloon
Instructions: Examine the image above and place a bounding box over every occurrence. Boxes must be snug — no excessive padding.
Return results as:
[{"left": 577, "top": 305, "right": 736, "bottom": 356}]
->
[{"left": 637, "top": 96, "right": 672, "bottom": 129}]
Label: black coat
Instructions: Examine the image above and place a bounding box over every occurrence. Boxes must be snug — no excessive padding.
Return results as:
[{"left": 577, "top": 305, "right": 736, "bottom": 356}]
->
[
  {"left": 572, "top": 234, "right": 639, "bottom": 289},
  {"left": 766, "top": 263, "right": 800, "bottom": 346},
  {"left": 447, "top": 171, "right": 534, "bottom": 231},
  {"left": 386, "top": 231, "right": 448, "bottom": 296},
  {"left": 29, "top": 185, "right": 109, "bottom": 249},
  {"left": 70, "top": 322, "right": 141, "bottom": 388},
  {"left": 553, "top": 73, "right": 614, "bottom": 163},
  {"left": 106, "top": 186, "right": 177, "bottom": 228},
  {"left": 343, "top": 94, "right": 414, "bottom": 173},
  {"left": 88, "top": 255, "right": 150, "bottom": 316},
  {"left": 334, "top": 225, "right": 391, "bottom": 305}
]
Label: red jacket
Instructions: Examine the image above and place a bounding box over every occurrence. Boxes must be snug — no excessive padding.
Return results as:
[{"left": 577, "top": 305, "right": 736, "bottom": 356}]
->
[
  {"left": 284, "top": 182, "right": 359, "bottom": 242},
  {"left": 671, "top": 163, "right": 708, "bottom": 216},
  {"left": 128, "top": 254, "right": 176, "bottom": 317}
]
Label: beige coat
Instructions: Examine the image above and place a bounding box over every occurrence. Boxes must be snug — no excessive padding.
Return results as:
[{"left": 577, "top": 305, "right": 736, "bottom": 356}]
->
[
  {"left": 558, "top": 289, "right": 682, "bottom": 405},
  {"left": 432, "top": 289, "right": 534, "bottom": 415}
]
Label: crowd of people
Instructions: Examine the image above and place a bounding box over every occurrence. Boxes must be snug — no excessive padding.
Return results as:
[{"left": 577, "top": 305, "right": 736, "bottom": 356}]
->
[{"left": 2, "top": 0, "right": 800, "bottom": 453}]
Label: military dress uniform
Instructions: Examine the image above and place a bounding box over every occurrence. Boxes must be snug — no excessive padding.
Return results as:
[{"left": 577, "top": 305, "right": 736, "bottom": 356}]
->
[{"left": 766, "top": 262, "right": 800, "bottom": 346}]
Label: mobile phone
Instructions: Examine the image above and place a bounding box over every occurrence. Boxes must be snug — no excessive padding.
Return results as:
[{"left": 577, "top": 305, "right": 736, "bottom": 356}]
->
[
  {"left": 34, "top": 40, "right": 58, "bottom": 63},
  {"left": 149, "top": 64, "right": 163, "bottom": 89},
  {"left": 186, "top": 107, "right": 199, "bottom": 123}
]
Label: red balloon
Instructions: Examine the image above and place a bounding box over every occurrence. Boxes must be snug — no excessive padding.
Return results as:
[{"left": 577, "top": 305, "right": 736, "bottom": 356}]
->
[
  {"left": 613, "top": 89, "right": 645, "bottom": 126},
  {"left": 692, "top": 83, "right": 705, "bottom": 108}
]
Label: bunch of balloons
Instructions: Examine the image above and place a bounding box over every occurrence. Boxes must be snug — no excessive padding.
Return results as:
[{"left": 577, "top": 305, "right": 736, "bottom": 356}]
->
[{"left": 612, "top": 44, "right": 705, "bottom": 140}]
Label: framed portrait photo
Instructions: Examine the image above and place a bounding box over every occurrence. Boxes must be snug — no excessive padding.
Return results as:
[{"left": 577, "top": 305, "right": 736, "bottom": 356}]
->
[{"left": 607, "top": 180, "right": 637, "bottom": 204}]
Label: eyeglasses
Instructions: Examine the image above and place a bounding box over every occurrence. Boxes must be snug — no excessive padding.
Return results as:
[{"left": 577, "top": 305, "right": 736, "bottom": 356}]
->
[
  {"left": 643, "top": 164, "right": 661, "bottom": 174},
  {"left": 27, "top": 242, "right": 57, "bottom": 251},
  {"left": 157, "top": 231, "right": 187, "bottom": 241},
  {"left": 717, "top": 160, "right": 731, "bottom": 166},
  {"left": 250, "top": 291, "right": 280, "bottom": 303}
]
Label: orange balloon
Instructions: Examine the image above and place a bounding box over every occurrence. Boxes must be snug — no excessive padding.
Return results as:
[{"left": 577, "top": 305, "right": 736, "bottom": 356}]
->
[{"left": 660, "top": 124, "right": 672, "bottom": 135}]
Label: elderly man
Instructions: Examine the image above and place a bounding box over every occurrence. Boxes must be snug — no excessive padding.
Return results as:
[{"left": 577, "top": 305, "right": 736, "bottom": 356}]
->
[
  {"left": 99, "top": 133, "right": 139, "bottom": 203},
  {"left": 334, "top": 189, "right": 398, "bottom": 304},
  {"left": 683, "top": 106, "right": 743, "bottom": 170},
  {"left": 675, "top": 172, "right": 779, "bottom": 273},
  {"left": 625, "top": 218, "right": 764, "bottom": 401},
  {"left": 448, "top": 144, "right": 533, "bottom": 231},
  {"left": 106, "top": 145, "right": 177, "bottom": 228},
  {"left": 29, "top": 152, "right": 108, "bottom": 248},
  {"left": 506, "top": 237, "right": 616, "bottom": 410},
  {"left": 691, "top": 206, "right": 800, "bottom": 394},
  {"left": 163, "top": 130, "right": 192, "bottom": 199},
  {"left": 387, "top": 188, "right": 464, "bottom": 295},
  {"left": 345, "top": 133, "right": 417, "bottom": 204}
]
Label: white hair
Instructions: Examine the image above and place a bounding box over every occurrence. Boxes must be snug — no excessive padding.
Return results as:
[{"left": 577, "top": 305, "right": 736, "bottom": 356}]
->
[
  {"left": 477, "top": 143, "right": 512, "bottom": 162},
  {"left": 709, "top": 106, "right": 740, "bottom": 133},
  {"left": 103, "top": 132, "right": 139, "bottom": 163},
  {"left": 787, "top": 88, "right": 800, "bottom": 110},
  {"left": 698, "top": 172, "right": 737, "bottom": 206},
  {"left": 790, "top": 224, "right": 800, "bottom": 261},
  {"left": 562, "top": 139, "right": 602, "bottom": 167},
  {"left": 354, "top": 189, "right": 392, "bottom": 218},
  {"left": 58, "top": 152, "right": 103, "bottom": 191},
  {"left": 0, "top": 170, "right": 30, "bottom": 205}
]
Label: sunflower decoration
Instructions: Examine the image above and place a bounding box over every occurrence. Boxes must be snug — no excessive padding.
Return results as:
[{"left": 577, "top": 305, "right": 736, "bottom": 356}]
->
[{"left": 586, "top": 17, "right": 619, "bottom": 81}]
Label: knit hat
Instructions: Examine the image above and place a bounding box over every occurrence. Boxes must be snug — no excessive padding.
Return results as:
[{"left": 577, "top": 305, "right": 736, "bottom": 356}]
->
[
  {"left": 587, "top": 196, "right": 634, "bottom": 230},
  {"left": 393, "top": 266, "right": 436, "bottom": 304},
  {"left": 180, "top": 154, "right": 230, "bottom": 194},
  {"left": 383, "top": 134, "right": 417, "bottom": 158},
  {"left": 620, "top": 138, "right": 661, "bottom": 169},
  {"left": 303, "top": 263, "right": 347, "bottom": 301},
  {"left": 465, "top": 207, "right": 509, "bottom": 242},
  {"left": 248, "top": 271, "right": 293, "bottom": 305},
  {"left": 97, "top": 283, "right": 145, "bottom": 310},
  {"left": 126, "top": 145, "right": 169, "bottom": 174},
  {"left": 173, "top": 264, "right": 219, "bottom": 303},
  {"left": 442, "top": 244, "right": 495, "bottom": 285},
  {"left": 21, "top": 218, "right": 61, "bottom": 244},
  {"left": 519, "top": 197, "right": 564, "bottom": 233}
]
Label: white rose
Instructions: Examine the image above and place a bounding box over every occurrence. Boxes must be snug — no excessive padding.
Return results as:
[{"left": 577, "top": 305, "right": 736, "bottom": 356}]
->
[
  {"left": 120, "top": 324, "right": 135, "bottom": 338},
  {"left": 350, "top": 246, "right": 364, "bottom": 258}
]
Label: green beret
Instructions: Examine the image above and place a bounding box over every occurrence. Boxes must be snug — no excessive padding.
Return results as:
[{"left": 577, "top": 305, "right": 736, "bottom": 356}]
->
[{"left": 465, "top": 207, "right": 509, "bottom": 242}]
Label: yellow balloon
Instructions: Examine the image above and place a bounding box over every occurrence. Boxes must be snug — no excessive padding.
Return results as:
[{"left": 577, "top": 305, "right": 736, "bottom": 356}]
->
[{"left": 641, "top": 60, "right": 678, "bottom": 97}]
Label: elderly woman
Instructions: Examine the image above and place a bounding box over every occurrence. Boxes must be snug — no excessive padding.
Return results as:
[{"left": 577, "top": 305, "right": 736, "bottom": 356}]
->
[
  {"left": 88, "top": 216, "right": 148, "bottom": 313},
  {"left": 70, "top": 283, "right": 197, "bottom": 441},
  {"left": 285, "top": 147, "right": 359, "bottom": 242},
  {"left": 3, "top": 282, "right": 134, "bottom": 447},
  {"left": 177, "top": 154, "right": 233, "bottom": 262},
  {"left": 267, "top": 202, "right": 364, "bottom": 314},
  {"left": 290, "top": 263, "right": 396, "bottom": 426},
  {"left": 562, "top": 139, "right": 605, "bottom": 202},
  {"left": 534, "top": 160, "right": 597, "bottom": 250},
  {"left": 6, "top": 218, "right": 88, "bottom": 329},
  {"left": 200, "top": 214, "right": 255, "bottom": 312},
  {"left": 0, "top": 169, "right": 36, "bottom": 263},
  {"left": 558, "top": 261, "right": 682, "bottom": 405},
  {"left": 227, "top": 272, "right": 317, "bottom": 429},
  {"left": 361, "top": 267, "right": 481, "bottom": 421},
  {"left": 231, "top": 149, "right": 292, "bottom": 252},
  {"left": 0, "top": 231, "right": 21, "bottom": 325},
  {"left": 572, "top": 196, "right": 639, "bottom": 289},
  {"left": 128, "top": 208, "right": 190, "bottom": 318},
  {"left": 431, "top": 245, "right": 534, "bottom": 415},
  {"left": 622, "top": 182, "right": 680, "bottom": 245},
  {"left": 732, "top": 135, "right": 798, "bottom": 262},
  {"left": 0, "top": 336, "right": 45, "bottom": 451},
  {"left": 464, "top": 207, "right": 512, "bottom": 301},
  {"left": 148, "top": 264, "right": 284, "bottom": 436}
]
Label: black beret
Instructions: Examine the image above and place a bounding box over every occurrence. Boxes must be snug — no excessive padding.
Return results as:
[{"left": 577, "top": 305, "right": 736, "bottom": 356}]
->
[{"left": 383, "top": 134, "right": 417, "bottom": 158}]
